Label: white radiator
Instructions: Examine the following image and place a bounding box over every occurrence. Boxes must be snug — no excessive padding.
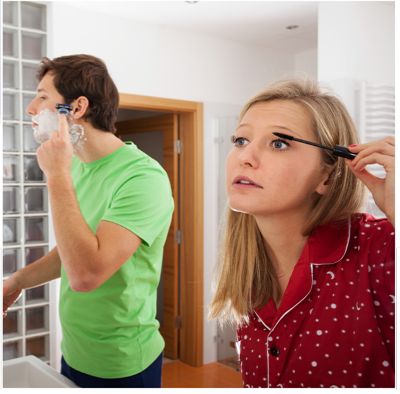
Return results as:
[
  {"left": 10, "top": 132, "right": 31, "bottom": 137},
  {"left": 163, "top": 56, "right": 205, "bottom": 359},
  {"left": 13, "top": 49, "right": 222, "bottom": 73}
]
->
[{"left": 358, "top": 81, "right": 395, "bottom": 218}]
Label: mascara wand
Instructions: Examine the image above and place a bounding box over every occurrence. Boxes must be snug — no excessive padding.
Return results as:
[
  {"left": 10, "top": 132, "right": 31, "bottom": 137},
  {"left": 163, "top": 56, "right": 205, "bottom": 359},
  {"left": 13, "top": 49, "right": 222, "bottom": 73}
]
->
[{"left": 272, "top": 132, "right": 357, "bottom": 160}]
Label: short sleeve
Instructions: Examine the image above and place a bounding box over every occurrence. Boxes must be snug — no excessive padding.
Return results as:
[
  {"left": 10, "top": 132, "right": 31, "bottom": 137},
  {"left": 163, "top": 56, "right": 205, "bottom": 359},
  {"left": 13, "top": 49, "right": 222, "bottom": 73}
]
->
[{"left": 101, "top": 168, "right": 174, "bottom": 248}]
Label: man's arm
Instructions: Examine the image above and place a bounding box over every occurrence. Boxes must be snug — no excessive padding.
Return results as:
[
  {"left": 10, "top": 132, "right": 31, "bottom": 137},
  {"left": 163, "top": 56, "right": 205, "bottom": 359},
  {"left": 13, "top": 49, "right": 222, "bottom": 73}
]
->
[
  {"left": 3, "top": 247, "right": 62, "bottom": 316},
  {"left": 47, "top": 174, "right": 142, "bottom": 292},
  {"left": 36, "top": 114, "right": 142, "bottom": 293}
]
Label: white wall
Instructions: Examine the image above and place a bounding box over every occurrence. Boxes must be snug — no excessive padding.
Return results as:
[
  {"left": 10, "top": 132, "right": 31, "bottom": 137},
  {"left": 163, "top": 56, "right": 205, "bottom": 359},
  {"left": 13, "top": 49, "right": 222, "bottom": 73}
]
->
[
  {"left": 295, "top": 48, "right": 318, "bottom": 80},
  {"left": 47, "top": 1, "right": 298, "bottom": 366},
  {"left": 318, "top": 1, "right": 394, "bottom": 132},
  {"left": 318, "top": 1, "right": 394, "bottom": 86},
  {"left": 203, "top": 102, "right": 242, "bottom": 364},
  {"left": 51, "top": 2, "right": 295, "bottom": 106}
]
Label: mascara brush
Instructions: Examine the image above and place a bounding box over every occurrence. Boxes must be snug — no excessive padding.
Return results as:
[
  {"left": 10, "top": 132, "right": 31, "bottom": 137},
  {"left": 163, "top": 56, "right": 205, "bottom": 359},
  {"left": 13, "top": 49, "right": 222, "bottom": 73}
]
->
[{"left": 272, "top": 132, "right": 357, "bottom": 160}]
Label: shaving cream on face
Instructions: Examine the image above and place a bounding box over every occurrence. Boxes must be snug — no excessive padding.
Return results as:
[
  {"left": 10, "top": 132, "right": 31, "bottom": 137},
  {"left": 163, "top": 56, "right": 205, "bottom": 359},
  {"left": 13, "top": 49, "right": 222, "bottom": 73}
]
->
[{"left": 31, "top": 108, "right": 86, "bottom": 150}]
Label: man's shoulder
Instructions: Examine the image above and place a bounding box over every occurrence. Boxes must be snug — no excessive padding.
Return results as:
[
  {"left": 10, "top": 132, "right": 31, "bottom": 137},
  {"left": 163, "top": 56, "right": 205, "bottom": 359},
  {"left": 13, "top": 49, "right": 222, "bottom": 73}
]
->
[{"left": 119, "top": 149, "right": 169, "bottom": 186}]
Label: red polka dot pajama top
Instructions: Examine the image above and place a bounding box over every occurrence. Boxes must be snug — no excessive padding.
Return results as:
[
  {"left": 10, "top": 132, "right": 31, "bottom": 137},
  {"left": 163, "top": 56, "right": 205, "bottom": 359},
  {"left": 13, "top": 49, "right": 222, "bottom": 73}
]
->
[{"left": 236, "top": 214, "right": 395, "bottom": 388}]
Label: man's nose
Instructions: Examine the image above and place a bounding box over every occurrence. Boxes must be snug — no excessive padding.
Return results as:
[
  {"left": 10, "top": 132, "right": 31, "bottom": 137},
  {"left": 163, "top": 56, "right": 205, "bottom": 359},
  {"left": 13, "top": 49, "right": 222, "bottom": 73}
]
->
[{"left": 26, "top": 99, "right": 36, "bottom": 116}]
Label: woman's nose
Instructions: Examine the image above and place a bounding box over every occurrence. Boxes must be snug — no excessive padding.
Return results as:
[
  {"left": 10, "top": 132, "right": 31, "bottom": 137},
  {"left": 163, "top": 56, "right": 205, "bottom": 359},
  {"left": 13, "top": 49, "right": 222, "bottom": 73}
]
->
[{"left": 238, "top": 145, "right": 259, "bottom": 168}]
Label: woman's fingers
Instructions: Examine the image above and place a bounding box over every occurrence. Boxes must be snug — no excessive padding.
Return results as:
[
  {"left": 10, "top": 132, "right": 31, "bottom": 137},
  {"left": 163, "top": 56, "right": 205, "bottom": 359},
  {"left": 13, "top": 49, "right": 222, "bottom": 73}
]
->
[
  {"left": 349, "top": 136, "right": 395, "bottom": 153},
  {"left": 349, "top": 139, "right": 395, "bottom": 168},
  {"left": 346, "top": 137, "right": 395, "bottom": 226},
  {"left": 351, "top": 142, "right": 395, "bottom": 160},
  {"left": 350, "top": 152, "right": 394, "bottom": 172},
  {"left": 346, "top": 160, "right": 383, "bottom": 191}
]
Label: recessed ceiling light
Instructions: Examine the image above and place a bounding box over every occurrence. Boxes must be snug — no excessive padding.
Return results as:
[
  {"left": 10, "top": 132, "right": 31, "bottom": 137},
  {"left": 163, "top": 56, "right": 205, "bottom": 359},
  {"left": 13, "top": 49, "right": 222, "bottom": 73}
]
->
[
  {"left": 286, "top": 25, "right": 299, "bottom": 30},
  {"left": 185, "top": 1, "right": 198, "bottom": 3}
]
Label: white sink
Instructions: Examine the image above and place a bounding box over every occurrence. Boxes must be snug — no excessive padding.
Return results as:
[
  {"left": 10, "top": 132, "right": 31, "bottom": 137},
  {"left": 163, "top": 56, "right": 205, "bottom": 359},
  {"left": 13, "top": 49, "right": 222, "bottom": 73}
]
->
[{"left": 3, "top": 355, "right": 78, "bottom": 388}]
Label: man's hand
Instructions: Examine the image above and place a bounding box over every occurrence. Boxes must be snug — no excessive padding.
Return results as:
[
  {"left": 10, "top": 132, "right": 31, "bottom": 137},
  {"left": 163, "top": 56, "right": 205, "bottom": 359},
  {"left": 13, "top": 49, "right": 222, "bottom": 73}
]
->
[
  {"left": 3, "top": 275, "right": 22, "bottom": 318},
  {"left": 36, "top": 114, "right": 73, "bottom": 179},
  {"left": 3, "top": 247, "right": 61, "bottom": 318}
]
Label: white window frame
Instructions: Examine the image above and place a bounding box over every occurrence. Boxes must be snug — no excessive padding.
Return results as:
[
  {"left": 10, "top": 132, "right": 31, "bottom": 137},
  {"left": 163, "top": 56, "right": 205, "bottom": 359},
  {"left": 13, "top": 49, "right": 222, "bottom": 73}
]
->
[{"left": 3, "top": 0, "right": 60, "bottom": 371}]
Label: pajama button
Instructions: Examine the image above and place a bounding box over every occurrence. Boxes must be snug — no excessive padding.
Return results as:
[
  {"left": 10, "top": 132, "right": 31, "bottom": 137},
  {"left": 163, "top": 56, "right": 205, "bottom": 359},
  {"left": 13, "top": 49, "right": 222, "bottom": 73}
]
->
[{"left": 270, "top": 346, "right": 279, "bottom": 356}]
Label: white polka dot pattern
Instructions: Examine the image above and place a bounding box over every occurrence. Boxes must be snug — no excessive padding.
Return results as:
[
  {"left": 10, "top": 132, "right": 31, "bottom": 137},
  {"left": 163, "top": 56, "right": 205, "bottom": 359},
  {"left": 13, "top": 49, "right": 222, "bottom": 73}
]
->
[{"left": 236, "top": 214, "right": 394, "bottom": 388}]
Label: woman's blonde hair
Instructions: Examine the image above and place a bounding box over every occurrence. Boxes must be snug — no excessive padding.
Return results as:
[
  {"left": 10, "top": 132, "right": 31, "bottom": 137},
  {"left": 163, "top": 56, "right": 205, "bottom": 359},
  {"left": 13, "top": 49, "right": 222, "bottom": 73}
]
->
[{"left": 208, "top": 75, "right": 368, "bottom": 327}]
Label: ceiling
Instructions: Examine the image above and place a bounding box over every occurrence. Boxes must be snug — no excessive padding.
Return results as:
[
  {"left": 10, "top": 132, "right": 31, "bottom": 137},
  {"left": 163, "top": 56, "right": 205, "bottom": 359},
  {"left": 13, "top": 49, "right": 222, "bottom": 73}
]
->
[{"left": 62, "top": 1, "right": 319, "bottom": 54}]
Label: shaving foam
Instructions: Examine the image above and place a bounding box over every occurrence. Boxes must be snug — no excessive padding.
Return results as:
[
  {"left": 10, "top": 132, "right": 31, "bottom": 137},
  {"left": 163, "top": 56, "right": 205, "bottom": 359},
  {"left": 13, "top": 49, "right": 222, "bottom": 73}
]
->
[{"left": 31, "top": 108, "right": 86, "bottom": 151}]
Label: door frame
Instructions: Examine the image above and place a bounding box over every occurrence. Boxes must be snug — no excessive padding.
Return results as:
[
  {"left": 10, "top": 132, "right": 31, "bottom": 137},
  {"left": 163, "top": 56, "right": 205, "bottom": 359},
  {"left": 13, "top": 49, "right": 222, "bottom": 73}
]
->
[{"left": 118, "top": 93, "right": 204, "bottom": 367}]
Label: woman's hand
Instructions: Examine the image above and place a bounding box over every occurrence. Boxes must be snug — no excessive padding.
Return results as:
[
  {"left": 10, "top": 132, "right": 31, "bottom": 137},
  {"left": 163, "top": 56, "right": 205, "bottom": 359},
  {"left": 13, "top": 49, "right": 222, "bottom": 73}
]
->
[{"left": 346, "top": 136, "right": 395, "bottom": 227}]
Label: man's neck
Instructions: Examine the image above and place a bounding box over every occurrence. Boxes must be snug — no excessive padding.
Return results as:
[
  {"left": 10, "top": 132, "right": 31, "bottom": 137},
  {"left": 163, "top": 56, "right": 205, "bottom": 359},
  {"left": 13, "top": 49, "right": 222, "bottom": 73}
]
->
[{"left": 72, "top": 122, "right": 125, "bottom": 163}]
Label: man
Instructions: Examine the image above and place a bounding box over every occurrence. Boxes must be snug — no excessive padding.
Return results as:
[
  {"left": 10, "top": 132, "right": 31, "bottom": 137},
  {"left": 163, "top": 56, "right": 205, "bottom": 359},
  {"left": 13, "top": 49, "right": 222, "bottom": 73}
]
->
[{"left": 3, "top": 54, "right": 174, "bottom": 388}]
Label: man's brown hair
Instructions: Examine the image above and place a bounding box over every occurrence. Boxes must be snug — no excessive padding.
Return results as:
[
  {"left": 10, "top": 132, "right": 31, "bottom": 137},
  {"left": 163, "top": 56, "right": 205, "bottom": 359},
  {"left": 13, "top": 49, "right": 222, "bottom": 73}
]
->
[{"left": 36, "top": 54, "right": 119, "bottom": 133}]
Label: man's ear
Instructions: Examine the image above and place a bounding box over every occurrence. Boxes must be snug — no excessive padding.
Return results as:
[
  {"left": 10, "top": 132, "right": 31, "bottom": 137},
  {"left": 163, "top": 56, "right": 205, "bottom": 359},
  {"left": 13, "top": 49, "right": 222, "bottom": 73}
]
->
[
  {"left": 71, "top": 96, "right": 89, "bottom": 119},
  {"left": 316, "top": 162, "right": 338, "bottom": 195}
]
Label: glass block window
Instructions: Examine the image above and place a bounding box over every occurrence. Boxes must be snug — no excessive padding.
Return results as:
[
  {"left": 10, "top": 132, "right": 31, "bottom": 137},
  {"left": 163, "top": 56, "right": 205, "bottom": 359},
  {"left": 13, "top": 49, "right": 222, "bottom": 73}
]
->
[{"left": 3, "top": 1, "right": 50, "bottom": 365}]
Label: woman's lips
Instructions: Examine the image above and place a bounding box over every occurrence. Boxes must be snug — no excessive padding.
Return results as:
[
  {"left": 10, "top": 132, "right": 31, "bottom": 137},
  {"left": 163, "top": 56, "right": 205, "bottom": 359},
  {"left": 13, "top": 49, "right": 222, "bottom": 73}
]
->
[
  {"left": 232, "top": 175, "right": 262, "bottom": 189},
  {"left": 233, "top": 183, "right": 262, "bottom": 189}
]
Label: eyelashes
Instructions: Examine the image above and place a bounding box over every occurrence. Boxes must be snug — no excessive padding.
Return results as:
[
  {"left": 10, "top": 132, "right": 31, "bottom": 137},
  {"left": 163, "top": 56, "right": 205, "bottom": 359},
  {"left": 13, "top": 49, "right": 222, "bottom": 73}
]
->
[
  {"left": 230, "top": 135, "right": 241, "bottom": 144},
  {"left": 231, "top": 136, "right": 249, "bottom": 147},
  {"left": 272, "top": 139, "right": 291, "bottom": 150},
  {"left": 231, "top": 135, "right": 291, "bottom": 150}
]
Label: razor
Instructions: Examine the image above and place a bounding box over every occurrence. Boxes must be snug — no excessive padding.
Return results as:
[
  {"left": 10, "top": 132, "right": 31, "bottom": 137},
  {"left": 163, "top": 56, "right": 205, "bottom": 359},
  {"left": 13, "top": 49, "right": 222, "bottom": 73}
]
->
[{"left": 56, "top": 103, "right": 73, "bottom": 115}]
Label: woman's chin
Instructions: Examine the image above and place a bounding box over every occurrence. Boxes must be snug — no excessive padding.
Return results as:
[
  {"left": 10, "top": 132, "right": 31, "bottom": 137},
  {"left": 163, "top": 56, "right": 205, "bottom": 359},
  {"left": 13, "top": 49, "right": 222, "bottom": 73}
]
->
[
  {"left": 228, "top": 200, "right": 257, "bottom": 215},
  {"left": 227, "top": 195, "right": 260, "bottom": 215},
  {"left": 229, "top": 205, "right": 249, "bottom": 214},
  {"left": 228, "top": 201, "right": 278, "bottom": 217}
]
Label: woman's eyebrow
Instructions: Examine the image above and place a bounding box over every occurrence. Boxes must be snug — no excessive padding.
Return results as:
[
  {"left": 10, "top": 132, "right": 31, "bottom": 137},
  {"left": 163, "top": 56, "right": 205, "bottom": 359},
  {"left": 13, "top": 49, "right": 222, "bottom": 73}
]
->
[
  {"left": 236, "top": 124, "right": 304, "bottom": 140},
  {"left": 272, "top": 125, "right": 302, "bottom": 139}
]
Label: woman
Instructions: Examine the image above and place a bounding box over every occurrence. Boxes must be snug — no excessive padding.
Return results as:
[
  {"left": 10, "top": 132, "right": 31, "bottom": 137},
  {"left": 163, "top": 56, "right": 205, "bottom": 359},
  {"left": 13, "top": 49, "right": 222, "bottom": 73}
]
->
[{"left": 208, "top": 77, "right": 395, "bottom": 388}]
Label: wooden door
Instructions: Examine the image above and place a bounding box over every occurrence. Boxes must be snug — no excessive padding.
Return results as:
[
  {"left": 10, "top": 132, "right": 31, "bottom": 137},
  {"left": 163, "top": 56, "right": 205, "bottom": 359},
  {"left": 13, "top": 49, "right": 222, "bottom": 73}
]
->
[{"left": 115, "top": 114, "right": 179, "bottom": 359}]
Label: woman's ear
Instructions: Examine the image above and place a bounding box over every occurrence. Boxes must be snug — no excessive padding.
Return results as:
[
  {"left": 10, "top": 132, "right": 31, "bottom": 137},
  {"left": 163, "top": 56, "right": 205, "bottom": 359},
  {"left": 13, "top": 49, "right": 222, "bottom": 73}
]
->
[
  {"left": 316, "top": 162, "right": 338, "bottom": 195},
  {"left": 71, "top": 96, "right": 89, "bottom": 119}
]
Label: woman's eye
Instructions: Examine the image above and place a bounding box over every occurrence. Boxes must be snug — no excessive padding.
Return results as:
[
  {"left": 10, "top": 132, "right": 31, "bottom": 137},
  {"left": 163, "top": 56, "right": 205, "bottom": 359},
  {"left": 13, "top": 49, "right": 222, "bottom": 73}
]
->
[
  {"left": 231, "top": 136, "right": 249, "bottom": 147},
  {"left": 272, "top": 139, "right": 290, "bottom": 150}
]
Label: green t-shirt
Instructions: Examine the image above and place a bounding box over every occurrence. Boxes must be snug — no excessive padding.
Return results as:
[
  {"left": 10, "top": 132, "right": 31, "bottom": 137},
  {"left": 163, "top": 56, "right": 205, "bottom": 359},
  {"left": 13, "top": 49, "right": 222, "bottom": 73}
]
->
[{"left": 59, "top": 142, "right": 174, "bottom": 378}]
